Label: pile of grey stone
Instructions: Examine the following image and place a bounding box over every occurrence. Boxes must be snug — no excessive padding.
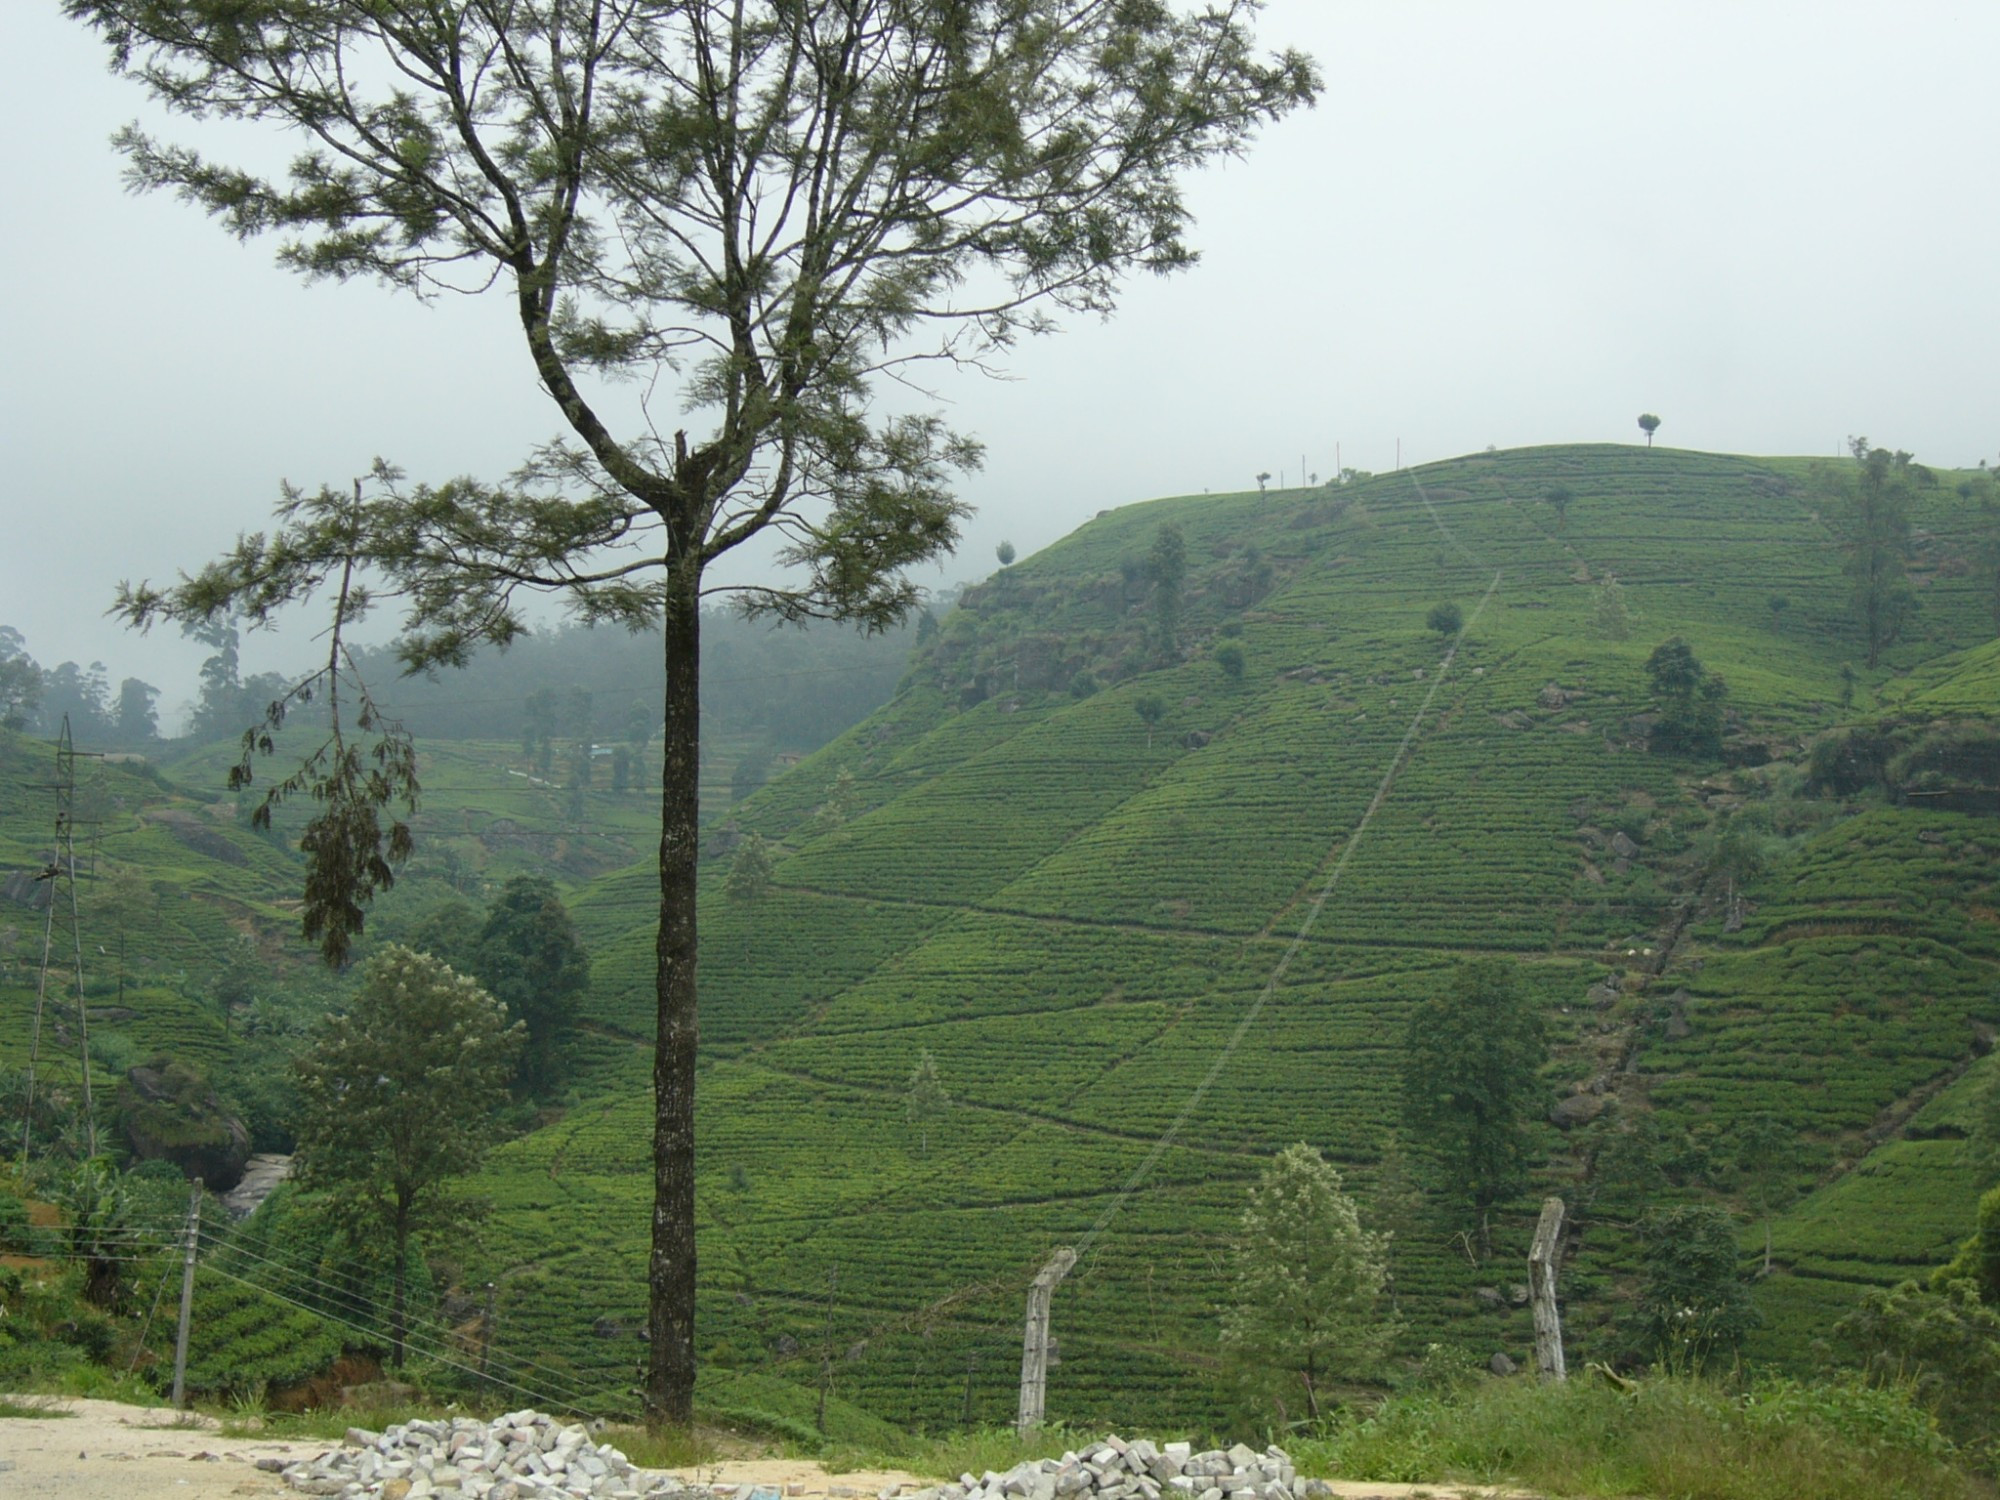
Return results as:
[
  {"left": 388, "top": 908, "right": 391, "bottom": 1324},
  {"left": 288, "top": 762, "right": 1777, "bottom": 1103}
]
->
[
  {"left": 268, "top": 1409, "right": 706, "bottom": 1500},
  {"left": 899, "top": 1436, "right": 1320, "bottom": 1500}
]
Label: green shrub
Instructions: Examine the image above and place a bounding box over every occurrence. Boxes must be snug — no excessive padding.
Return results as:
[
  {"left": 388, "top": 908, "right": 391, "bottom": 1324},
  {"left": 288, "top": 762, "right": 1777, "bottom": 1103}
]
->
[
  {"left": 1931, "top": 1185, "right": 2000, "bottom": 1305},
  {"left": 1836, "top": 1277, "right": 2000, "bottom": 1458},
  {"left": 0, "top": 1194, "right": 33, "bottom": 1253},
  {"left": 1633, "top": 1206, "right": 1759, "bottom": 1370},
  {"left": 52, "top": 1303, "right": 118, "bottom": 1362}
]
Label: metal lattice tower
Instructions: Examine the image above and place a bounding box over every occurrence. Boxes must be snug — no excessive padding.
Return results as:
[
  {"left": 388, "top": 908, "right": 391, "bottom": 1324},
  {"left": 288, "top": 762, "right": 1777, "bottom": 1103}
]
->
[{"left": 20, "top": 716, "right": 98, "bottom": 1160}]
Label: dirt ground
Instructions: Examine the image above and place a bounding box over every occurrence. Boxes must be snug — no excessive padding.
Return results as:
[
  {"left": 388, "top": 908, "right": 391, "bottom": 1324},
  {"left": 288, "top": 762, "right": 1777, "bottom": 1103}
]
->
[{"left": 0, "top": 1397, "right": 1523, "bottom": 1500}]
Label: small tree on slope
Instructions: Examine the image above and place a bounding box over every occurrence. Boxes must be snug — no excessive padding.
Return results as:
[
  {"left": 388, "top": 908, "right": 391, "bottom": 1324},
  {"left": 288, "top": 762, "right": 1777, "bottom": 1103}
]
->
[
  {"left": 1401, "top": 959, "right": 1548, "bottom": 1259},
  {"left": 294, "top": 946, "right": 523, "bottom": 1369},
  {"left": 1222, "top": 1143, "right": 1395, "bottom": 1423}
]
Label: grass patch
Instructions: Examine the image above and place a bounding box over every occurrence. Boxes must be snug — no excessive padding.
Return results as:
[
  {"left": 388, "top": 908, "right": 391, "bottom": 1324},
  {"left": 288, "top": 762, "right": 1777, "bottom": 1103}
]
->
[
  {"left": 0, "top": 1395, "right": 73, "bottom": 1418},
  {"left": 602, "top": 1423, "right": 727, "bottom": 1470},
  {"left": 1294, "top": 1372, "right": 1990, "bottom": 1500},
  {"left": 213, "top": 1398, "right": 477, "bottom": 1441}
]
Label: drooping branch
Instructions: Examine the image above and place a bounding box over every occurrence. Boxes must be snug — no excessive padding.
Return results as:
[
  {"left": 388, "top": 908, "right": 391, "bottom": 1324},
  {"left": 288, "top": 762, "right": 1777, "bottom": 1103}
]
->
[{"left": 211, "top": 488, "right": 420, "bottom": 967}]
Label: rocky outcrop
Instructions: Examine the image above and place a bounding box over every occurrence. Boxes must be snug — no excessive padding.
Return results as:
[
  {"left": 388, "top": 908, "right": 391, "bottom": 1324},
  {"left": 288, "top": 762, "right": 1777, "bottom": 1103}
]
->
[
  {"left": 1, "top": 864, "right": 53, "bottom": 910},
  {"left": 117, "top": 1058, "right": 252, "bottom": 1191},
  {"left": 222, "top": 1152, "right": 293, "bottom": 1218}
]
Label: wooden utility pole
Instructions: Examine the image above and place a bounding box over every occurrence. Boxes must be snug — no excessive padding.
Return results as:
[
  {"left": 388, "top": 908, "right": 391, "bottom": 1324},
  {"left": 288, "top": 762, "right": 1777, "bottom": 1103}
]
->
[
  {"left": 1528, "top": 1196, "right": 1566, "bottom": 1381},
  {"left": 171, "top": 1178, "right": 203, "bottom": 1408},
  {"left": 480, "top": 1281, "right": 498, "bottom": 1380},
  {"left": 817, "top": 1265, "right": 840, "bottom": 1436},
  {"left": 1016, "top": 1247, "right": 1076, "bottom": 1434}
]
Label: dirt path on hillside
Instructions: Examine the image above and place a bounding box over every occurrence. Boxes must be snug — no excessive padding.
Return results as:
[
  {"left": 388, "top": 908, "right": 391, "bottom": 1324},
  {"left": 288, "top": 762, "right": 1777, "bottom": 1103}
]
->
[{"left": 0, "top": 1397, "right": 1529, "bottom": 1500}]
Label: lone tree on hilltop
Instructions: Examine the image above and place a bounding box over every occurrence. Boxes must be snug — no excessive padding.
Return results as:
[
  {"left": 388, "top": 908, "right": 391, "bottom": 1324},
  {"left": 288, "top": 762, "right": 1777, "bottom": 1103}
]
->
[
  {"left": 293, "top": 946, "right": 523, "bottom": 1369},
  {"left": 995, "top": 542, "right": 1017, "bottom": 569},
  {"left": 77, "top": 0, "right": 1318, "bottom": 1427},
  {"left": 1402, "top": 959, "right": 1548, "bottom": 1259},
  {"left": 1638, "top": 413, "right": 1662, "bottom": 447},
  {"left": 1222, "top": 1143, "right": 1395, "bottom": 1422}
]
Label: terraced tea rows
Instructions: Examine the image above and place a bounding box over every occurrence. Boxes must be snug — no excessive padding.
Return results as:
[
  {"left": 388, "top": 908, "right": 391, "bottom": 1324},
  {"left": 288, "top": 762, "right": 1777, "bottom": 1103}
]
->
[
  {"left": 11, "top": 442, "right": 1997, "bottom": 1432},
  {"left": 445, "top": 446, "right": 2000, "bottom": 1426}
]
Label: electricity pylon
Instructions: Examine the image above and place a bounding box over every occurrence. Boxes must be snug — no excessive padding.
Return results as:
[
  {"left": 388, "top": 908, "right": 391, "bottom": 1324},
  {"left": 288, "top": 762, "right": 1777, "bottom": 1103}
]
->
[{"left": 19, "top": 716, "right": 98, "bottom": 1160}]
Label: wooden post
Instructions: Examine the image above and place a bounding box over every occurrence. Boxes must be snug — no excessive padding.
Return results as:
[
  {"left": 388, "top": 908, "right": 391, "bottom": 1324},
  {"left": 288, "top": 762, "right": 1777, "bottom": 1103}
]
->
[
  {"left": 171, "top": 1178, "right": 202, "bottom": 1409},
  {"left": 1528, "top": 1196, "right": 1566, "bottom": 1382},
  {"left": 1016, "top": 1247, "right": 1076, "bottom": 1434},
  {"left": 479, "top": 1281, "right": 497, "bottom": 1380}
]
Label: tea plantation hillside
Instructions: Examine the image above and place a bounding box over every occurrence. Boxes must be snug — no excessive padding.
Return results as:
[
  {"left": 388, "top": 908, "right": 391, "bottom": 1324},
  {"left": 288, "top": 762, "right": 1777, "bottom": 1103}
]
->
[
  {"left": 5, "top": 442, "right": 1996, "bottom": 1431},
  {"left": 450, "top": 444, "right": 2000, "bottom": 1428},
  {"left": 0, "top": 730, "right": 302, "bottom": 1088}
]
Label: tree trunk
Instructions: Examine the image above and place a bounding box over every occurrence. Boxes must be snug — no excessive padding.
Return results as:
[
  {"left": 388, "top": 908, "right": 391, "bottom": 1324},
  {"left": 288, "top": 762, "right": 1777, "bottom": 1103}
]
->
[{"left": 646, "top": 557, "right": 702, "bottom": 1428}]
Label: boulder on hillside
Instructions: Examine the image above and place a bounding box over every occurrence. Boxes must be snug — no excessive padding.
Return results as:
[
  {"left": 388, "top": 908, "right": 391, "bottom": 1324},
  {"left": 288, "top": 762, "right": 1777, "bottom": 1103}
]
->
[
  {"left": 117, "top": 1057, "right": 252, "bottom": 1191},
  {"left": 1550, "top": 1093, "right": 1607, "bottom": 1130},
  {"left": 1, "top": 865, "right": 53, "bottom": 910}
]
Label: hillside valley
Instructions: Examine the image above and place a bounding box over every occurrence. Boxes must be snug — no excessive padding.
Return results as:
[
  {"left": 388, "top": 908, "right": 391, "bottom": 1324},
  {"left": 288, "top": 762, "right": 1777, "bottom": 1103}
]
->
[{"left": 5, "top": 441, "right": 2000, "bottom": 1443}]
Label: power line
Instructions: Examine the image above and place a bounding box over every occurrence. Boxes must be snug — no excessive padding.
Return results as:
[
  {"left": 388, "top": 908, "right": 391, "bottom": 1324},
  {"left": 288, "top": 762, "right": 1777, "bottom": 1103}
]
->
[
  {"left": 191, "top": 1226, "right": 630, "bottom": 1411},
  {"left": 1072, "top": 565, "right": 1504, "bottom": 1265},
  {"left": 191, "top": 1259, "right": 617, "bottom": 1417}
]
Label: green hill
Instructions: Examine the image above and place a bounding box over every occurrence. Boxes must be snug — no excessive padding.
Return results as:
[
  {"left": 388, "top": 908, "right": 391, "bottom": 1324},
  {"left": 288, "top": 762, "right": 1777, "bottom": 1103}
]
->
[
  {"left": 6, "top": 441, "right": 1997, "bottom": 1433},
  {"left": 455, "top": 444, "right": 2000, "bottom": 1427}
]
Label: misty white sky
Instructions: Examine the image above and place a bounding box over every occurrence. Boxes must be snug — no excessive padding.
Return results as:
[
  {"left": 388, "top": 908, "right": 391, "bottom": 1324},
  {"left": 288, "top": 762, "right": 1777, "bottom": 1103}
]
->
[{"left": 6, "top": 1, "right": 1999, "bottom": 725}]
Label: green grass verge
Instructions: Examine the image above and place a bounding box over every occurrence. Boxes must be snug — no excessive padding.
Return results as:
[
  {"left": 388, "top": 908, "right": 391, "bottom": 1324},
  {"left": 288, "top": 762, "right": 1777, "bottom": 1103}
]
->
[{"left": 1294, "top": 1372, "right": 1989, "bottom": 1500}]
